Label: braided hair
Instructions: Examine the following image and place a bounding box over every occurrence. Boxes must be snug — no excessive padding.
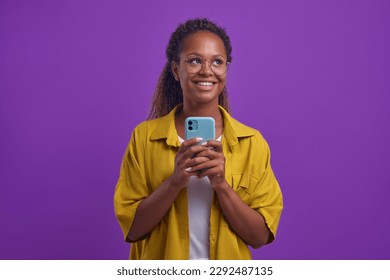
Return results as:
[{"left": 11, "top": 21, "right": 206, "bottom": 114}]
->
[{"left": 147, "top": 18, "right": 233, "bottom": 119}]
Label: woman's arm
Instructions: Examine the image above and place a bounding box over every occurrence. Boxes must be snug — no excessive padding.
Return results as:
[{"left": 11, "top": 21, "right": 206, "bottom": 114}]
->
[
  {"left": 127, "top": 176, "right": 183, "bottom": 242},
  {"left": 128, "top": 137, "right": 210, "bottom": 242},
  {"left": 195, "top": 140, "right": 269, "bottom": 248},
  {"left": 212, "top": 181, "right": 269, "bottom": 248}
]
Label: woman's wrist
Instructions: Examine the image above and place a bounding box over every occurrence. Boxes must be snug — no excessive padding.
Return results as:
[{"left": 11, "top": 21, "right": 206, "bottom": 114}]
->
[
  {"left": 166, "top": 175, "right": 187, "bottom": 192},
  {"left": 211, "top": 178, "right": 230, "bottom": 192}
]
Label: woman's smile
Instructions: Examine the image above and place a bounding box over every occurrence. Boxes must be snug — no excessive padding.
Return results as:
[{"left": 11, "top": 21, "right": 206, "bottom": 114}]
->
[{"left": 193, "top": 80, "right": 218, "bottom": 89}]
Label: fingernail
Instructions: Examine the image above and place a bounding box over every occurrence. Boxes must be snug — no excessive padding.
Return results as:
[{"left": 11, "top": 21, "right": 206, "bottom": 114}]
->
[
  {"left": 201, "top": 142, "right": 207, "bottom": 146},
  {"left": 185, "top": 167, "right": 192, "bottom": 172},
  {"left": 196, "top": 137, "right": 203, "bottom": 142}
]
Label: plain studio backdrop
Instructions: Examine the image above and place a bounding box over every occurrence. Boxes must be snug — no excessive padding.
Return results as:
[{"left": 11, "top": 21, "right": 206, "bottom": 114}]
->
[{"left": 1, "top": 0, "right": 389, "bottom": 259}]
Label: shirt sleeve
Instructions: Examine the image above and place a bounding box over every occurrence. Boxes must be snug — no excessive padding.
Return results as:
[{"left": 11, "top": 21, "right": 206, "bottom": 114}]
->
[
  {"left": 248, "top": 134, "right": 283, "bottom": 243},
  {"left": 114, "top": 124, "right": 149, "bottom": 242}
]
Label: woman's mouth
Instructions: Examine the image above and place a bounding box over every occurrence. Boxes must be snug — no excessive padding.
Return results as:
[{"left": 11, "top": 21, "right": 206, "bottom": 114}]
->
[
  {"left": 194, "top": 81, "right": 216, "bottom": 87},
  {"left": 196, "top": 82, "right": 213, "bottom": 86}
]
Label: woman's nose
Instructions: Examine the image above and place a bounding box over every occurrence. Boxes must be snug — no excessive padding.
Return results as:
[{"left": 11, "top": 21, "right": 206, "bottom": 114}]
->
[{"left": 199, "top": 60, "right": 213, "bottom": 75}]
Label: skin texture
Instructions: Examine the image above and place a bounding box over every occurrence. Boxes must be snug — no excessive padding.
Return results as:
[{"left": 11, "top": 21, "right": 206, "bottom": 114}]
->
[{"left": 128, "top": 31, "right": 270, "bottom": 249}]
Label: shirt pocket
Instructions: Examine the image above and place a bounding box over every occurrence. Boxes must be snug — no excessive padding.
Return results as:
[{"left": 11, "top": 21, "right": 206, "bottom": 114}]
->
[{"left": 231, "top": 171, "right": 259, "bottom": 204}]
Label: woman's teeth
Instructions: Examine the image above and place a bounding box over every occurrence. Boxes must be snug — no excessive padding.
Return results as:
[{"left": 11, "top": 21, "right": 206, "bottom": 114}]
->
[{"left": 196, "top": 82, "right": 213, "bottom": 86}]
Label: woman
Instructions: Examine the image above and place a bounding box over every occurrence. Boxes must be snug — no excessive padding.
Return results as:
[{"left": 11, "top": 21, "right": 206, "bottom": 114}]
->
[{"left": 114, "top": 18, "right": 283, "bottom": 260}]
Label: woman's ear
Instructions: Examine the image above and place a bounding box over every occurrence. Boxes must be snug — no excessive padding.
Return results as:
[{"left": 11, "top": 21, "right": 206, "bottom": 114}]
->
[{"left": 171, "top": 61, "right": 179, "bottom": 81}]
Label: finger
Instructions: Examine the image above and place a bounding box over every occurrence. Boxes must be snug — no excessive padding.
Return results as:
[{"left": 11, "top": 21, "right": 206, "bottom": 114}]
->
[
  {"left": 186, "top": 156, "right": 210, "bottom": 167},
  {"left": 179, "top": 138, "right": 207, "bottom": 154},
  {"left": 203, "top": 140, "right": 223, "bottom": 152},
  {"left": 195, "top": 148, "right": 223, "bottom": 160},
  {"left": 184, "top": 169, "right": 199, "bottom": 176},
  {"left": 177, "top": 144, "right": 207, "bottom": 162},
  {"left": 197, "top": 166, "right": 223, "bottom": 178},
  {"left": 180, "top": 137, "right": 203, "bottom": 149},
  {"left": 182, "top": 145, "right": 210, "bottom": 160},
  {"left": 189, "top": 159, "right": 220, "bottom": 172}
]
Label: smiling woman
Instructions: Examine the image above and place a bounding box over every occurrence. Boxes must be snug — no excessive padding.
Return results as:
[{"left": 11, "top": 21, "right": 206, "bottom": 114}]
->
[{"left": 114, "top": 18, "right": 283, "bottom": 260}]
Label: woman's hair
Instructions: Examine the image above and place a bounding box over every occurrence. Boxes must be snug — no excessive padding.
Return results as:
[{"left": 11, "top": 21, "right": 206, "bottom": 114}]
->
[{"left": 147, "top": 18, "right": 233, "bottom": 119}]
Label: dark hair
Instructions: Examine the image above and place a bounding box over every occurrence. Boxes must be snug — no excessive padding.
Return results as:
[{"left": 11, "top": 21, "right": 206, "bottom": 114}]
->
[{"left": 147, "top": 18, "right": 233, "bottom": 119}]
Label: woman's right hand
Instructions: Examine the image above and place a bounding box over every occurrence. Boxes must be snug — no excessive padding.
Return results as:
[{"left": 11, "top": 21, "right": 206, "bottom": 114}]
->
[
  {"left": 168, "top": 137, "right": 210, "bottom": 190},
  {"left": 127, "top": 137, "right": 209, "bottom": 242}
]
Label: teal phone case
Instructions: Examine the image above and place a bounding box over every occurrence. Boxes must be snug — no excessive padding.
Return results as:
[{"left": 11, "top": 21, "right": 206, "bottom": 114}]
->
[{"left": 185, "top": 117, "right": 215, "bottom": 144}]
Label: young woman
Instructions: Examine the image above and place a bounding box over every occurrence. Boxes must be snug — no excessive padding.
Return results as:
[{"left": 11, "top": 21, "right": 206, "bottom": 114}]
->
[{"left": 114, "top": 18, "right": 283, "bottom": 260}]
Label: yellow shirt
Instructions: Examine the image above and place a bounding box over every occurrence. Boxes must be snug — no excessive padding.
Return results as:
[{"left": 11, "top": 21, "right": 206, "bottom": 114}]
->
[{"left": 114, "top": 105, "right": 283, "bottom": 259}]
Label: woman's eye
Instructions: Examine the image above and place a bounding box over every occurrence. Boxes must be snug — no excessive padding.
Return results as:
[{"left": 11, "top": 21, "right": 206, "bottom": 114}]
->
[
  {"left": 188, "top": 58, "right": 202, "bottom": 64},
  {"left": 213, "top": 59, "right": 223, "bottom": 66}
]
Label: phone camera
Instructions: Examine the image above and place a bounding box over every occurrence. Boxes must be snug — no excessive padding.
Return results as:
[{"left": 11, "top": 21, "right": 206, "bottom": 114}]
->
[
  {"left": 188, "top": 121, "right": 193, "bottom": 125},
  {"left": 188, "top": 126, "right": 193, "bottom": 130}
]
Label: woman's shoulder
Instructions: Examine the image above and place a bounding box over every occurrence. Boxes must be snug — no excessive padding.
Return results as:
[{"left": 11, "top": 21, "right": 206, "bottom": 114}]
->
[
  {"left": 134, "top": 117, "right": 162, "bottom": 130},
  {"left": 224, "top": 117, "right": 273, "bottom": 158},
  {"left": 131, "top": 113, "right": 174, "bottom": 141},
  {"left": 224, "top": 112, "right": 265, "bottom": 140}
]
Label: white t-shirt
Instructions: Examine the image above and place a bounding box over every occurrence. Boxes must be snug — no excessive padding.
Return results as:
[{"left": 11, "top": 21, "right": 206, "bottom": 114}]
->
[{"left": 178, "top": 135, "right": 221, "bottom": 260}]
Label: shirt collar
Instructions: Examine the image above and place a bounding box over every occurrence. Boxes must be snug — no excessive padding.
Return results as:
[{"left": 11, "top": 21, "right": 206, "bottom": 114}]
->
[
  {"left": 219, "top": 106, "right": 256, "bottom": 147},
  {"left": 149, "top": 105, "right": 182, "bottom": 147},
  {"left": 149, "top": 104, "right": 256, "bottom": 148}
]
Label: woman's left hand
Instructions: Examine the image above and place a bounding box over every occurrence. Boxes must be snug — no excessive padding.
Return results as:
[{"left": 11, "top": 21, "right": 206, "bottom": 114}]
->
[
  {"left": 192, "top": 140, "right": 226, "bottom": 187},
  {"left": 193, "top": 139, "right": 270, "bottom": 248}
]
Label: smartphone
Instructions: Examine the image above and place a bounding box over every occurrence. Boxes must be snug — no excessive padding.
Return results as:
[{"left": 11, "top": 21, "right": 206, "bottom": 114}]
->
[{"left": 185, "top": 117, "right": 215, "bottom": 144}]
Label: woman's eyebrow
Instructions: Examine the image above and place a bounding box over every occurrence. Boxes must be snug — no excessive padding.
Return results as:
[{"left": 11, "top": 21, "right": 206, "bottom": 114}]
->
[{"left": 184, "top": 52, "right": 225, "bottom": 58}]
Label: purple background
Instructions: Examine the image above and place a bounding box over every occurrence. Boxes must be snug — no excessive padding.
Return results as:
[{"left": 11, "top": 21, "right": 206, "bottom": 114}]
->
[{"left": 1, "top": 0, "right": 389, "bottom": 260}]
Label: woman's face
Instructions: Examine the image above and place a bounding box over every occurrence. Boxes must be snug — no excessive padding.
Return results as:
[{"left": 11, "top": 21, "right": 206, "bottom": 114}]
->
[{"left": 172, "top": 31, "right": 228, "bottom": 107}]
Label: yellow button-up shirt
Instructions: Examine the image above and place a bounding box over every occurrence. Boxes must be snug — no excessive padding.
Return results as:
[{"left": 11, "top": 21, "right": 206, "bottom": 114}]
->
[{"left": 114, "top": 105, "right": 283, "bottom": 259}]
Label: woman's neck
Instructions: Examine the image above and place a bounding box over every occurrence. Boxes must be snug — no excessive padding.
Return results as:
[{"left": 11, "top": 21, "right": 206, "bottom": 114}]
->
[{"left": 182, "top": 102, "right": 220, "bottom": 117}]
